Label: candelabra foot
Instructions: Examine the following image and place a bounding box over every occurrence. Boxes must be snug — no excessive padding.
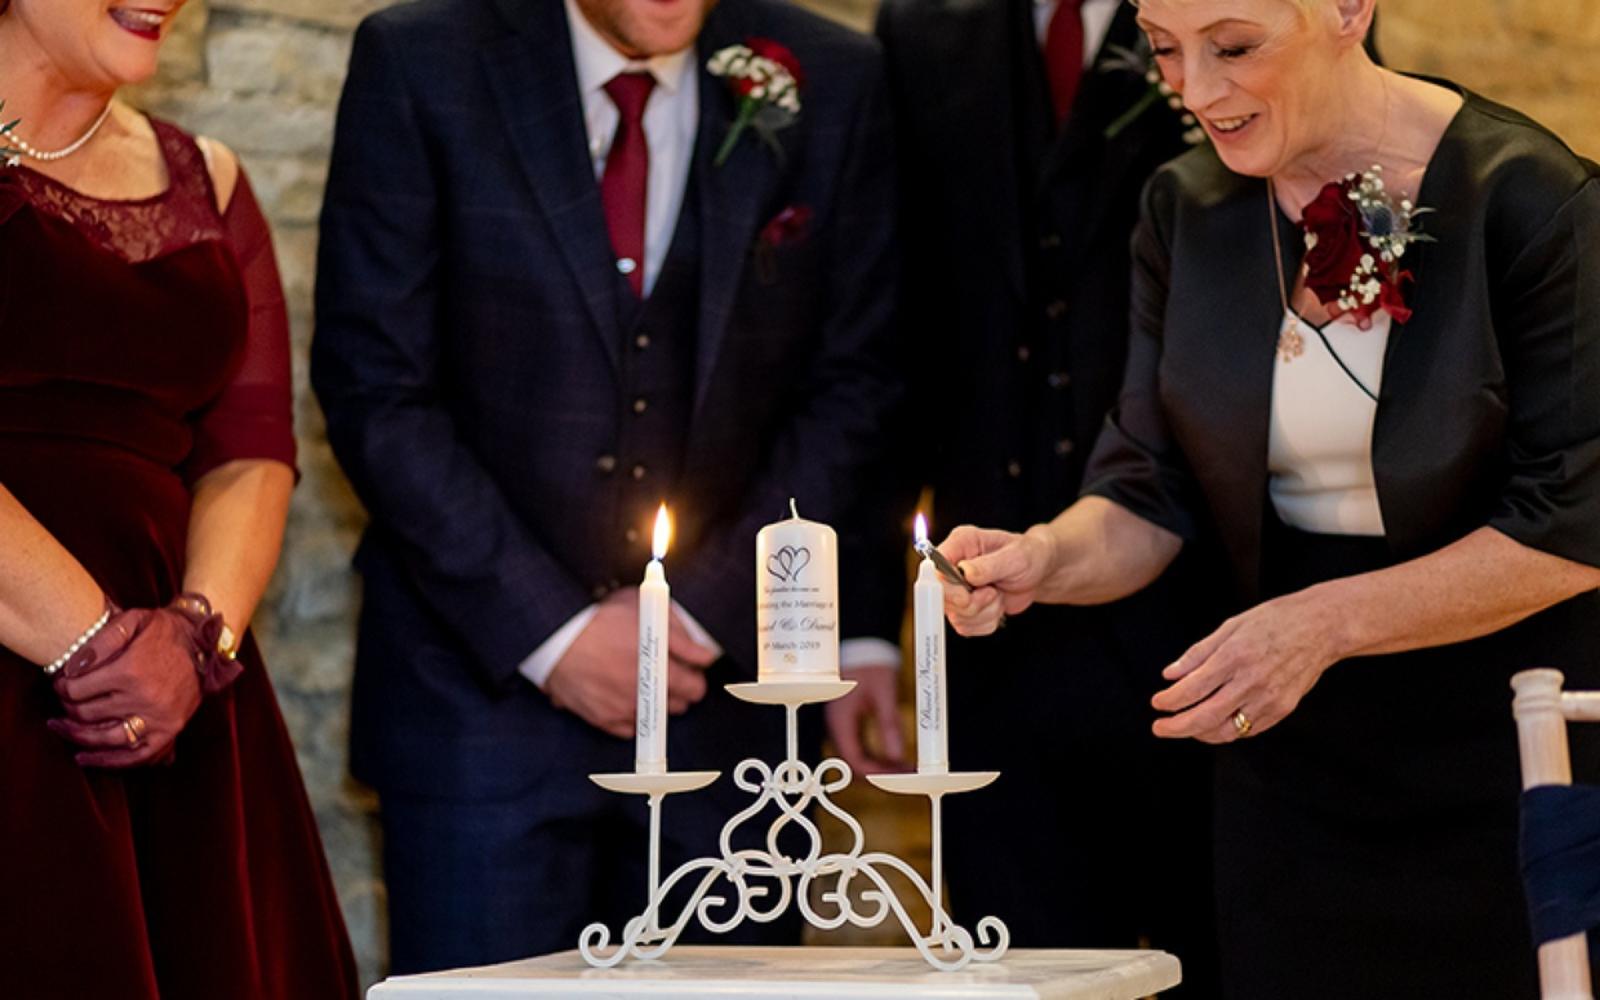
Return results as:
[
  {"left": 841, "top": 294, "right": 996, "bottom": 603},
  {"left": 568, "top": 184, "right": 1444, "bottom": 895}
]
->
[{"left": 589, "top": 771, "right": 721, "bottom": 795}]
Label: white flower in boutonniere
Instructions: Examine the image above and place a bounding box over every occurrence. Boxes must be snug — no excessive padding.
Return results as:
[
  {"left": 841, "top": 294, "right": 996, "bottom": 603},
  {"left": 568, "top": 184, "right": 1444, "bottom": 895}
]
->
[
  {"left": 706, "top": 37, "right": 803, "bottom": 167},
  {"left": 1099, "top": 43, "right": 1207, "bottom": 146}
]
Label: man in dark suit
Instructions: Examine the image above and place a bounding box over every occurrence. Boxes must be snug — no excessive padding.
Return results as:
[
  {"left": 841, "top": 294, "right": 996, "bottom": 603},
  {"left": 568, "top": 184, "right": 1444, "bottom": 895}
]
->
[
  {"left": 872, "top": 0, "right": 1221, "bottom": 993},
  {"left": 312, "top": 0, "right": 900, "bottom": 973}
]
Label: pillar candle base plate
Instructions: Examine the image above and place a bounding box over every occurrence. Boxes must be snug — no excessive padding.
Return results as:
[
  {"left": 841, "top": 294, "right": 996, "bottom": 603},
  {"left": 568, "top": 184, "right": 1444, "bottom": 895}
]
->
[
  {"left": 589, "top": 771, "right": 721, "bottom": 796},
  {"left": 866, "top": 771, "right": 1000, "bottom": 797},
  {"left": 725, "top": 679, "right": 857, "bottom": 707}
]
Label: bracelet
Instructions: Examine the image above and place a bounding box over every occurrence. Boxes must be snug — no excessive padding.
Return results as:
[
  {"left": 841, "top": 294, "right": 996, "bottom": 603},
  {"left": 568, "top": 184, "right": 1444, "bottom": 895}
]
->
[{"left": 43, "top": 607, "right": 112, "bottom": 677}]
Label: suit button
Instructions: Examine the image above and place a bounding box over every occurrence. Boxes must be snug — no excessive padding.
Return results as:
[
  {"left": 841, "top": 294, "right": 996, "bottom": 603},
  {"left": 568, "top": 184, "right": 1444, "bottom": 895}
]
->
[
  {"left": 1044, "top": 299, "right": 1067, "bottom": 320},
  {"left": 1047, "top": 371, "right": 1071, "bottom": 389},
  {"left": 1054, "top": 438, "right": 1075, "bottom": 457},
  {"left": 635, "top": 334, "right": 651, "bottom": 350},
  {"left": 1006, "top": 460, "right": 1022, "bottom": 479},
  {"left": 591, "top": 583, "right": 610, "bottom": 599},
  {"left": 596, "top": 454, "right": 617, "bottom": 474},
  {"left": 1039, "top": 233, "right": 1062, "bottom": 250},
  {"left": 632, "top": 464, "right": 647, "bottom": 480},
  {"left": 632, "top": 398, "right": 648, "bottom": 414},
  {"left": 1016, "top": 345, "right": 1031, "bottom": 363}
]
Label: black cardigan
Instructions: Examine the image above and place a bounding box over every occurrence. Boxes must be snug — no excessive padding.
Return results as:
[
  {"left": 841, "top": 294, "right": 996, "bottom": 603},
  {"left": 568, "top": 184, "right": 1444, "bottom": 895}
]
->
[{"left": 1084, "top": 85, "right": 1600, "bottom": 604}]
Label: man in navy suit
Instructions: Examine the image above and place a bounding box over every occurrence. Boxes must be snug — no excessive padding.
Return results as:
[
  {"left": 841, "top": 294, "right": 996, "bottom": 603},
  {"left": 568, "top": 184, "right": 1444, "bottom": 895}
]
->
[{"left": 312, "top": 0, "right": 900, "bottom": 974}]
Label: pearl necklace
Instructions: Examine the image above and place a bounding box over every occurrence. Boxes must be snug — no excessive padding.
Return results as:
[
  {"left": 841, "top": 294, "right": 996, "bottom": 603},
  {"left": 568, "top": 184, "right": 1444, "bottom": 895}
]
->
[{"left": 8, "top": 102, "right": 115, "bottom": 162}]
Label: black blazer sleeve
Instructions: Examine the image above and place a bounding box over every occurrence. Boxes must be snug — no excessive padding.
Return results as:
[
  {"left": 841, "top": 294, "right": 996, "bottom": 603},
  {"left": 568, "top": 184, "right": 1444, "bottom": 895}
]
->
[
  {"left": 1486, "top": 173, "right": 1600, "bottom": 567},
  {"left": 1079, "top": 170, "right": 1202, "bottom": 541},
  {"left": 311, "top": 17, "right": 590, "bottom": 692}
]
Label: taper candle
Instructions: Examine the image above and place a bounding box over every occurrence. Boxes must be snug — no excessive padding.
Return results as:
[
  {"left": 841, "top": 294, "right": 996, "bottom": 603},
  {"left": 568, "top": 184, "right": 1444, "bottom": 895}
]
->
[
  {"left": 636, "top": 505, "right": 671, "bottom": 774},
  {"left": 912, "top": 513, "right": 949, "bottom": 773}
]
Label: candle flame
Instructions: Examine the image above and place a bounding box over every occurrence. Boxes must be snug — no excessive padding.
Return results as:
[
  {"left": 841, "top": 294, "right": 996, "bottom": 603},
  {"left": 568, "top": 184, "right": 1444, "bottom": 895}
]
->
[
  {"left": 652, "top": 504, "right": 672, "bottom": 560},
  {"left": 914, "top": 512, "right": 929, "bottom": 547}
]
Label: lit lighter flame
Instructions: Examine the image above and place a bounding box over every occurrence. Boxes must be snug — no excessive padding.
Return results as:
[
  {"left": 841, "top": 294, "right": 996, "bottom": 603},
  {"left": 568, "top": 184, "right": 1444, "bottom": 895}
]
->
[
  {"left": 652, "top": 504, "right": 672, "bottom": 560},
  {"left": 914, "top": 512, "right": 929, "bottom": 547}
]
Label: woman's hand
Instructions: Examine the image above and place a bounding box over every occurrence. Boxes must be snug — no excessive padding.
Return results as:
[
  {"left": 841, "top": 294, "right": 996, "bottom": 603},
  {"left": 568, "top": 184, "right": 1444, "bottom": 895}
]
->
[
  {"left": 938, "top": 524, "right": 1060, "bottom": 636},
  {"left": 1151, "top": 590, "right": 1345, "bottom": 743},
  {"left": 48, "top": 608, "right": 204, "bottom": 767}
]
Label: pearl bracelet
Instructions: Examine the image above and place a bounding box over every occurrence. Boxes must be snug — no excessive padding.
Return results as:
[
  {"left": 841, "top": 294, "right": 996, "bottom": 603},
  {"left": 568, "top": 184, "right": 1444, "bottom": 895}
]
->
[{"left": 43, "top": 608, "right": 112, "bottom": 677}]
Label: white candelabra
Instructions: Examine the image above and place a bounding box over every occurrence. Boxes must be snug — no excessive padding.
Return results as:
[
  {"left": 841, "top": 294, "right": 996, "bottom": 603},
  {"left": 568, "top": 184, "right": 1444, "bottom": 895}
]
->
[
  {"left": 581, "top": 677, "right": 1007, "bottom": 972},
  {"left": 582, "top": 504, "right": 1005, "bottom": 971}
]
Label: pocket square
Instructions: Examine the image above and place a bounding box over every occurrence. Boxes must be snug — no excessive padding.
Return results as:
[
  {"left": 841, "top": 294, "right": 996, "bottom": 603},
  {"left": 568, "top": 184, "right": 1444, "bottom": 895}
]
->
[{"left": 758, "top": 204, "right": 813, "bottom": 250}]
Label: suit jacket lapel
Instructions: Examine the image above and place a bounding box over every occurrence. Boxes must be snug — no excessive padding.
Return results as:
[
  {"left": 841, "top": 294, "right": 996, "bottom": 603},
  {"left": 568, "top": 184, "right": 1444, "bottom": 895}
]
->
[
  {"left": 691, "top": 4, "right": 785, "bottom": 411},
  {"left": 482, "top": 0, "right": 622, "bottom": 369},
  {"left": 1037, "top": 6, "right": 1152, "bottom": 231}
]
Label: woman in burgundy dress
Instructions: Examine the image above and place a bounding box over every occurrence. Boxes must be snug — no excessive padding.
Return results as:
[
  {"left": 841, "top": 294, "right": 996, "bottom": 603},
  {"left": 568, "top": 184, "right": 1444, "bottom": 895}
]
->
[{"left": 0, "top": 1, "right": 357, "bottom": 997}]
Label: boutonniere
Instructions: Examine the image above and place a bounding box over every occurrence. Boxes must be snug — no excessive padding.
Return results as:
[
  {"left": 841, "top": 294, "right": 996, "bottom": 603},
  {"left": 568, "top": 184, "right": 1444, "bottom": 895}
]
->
[
  {"left": 706, "top": 38, "right": 803, "bottom": 167},
  {"left": 1099, "top": 43, "right": 1206, "bottom": 146},
  {"left": 1300, "top": 165, "right": 1432, "bottom": 328}
]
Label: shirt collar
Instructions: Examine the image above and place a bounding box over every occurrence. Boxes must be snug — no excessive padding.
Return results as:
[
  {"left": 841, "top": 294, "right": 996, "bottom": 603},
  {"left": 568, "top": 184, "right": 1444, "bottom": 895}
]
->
[{"left": 565, "top": 0, "right": 694, "bottom": 99}]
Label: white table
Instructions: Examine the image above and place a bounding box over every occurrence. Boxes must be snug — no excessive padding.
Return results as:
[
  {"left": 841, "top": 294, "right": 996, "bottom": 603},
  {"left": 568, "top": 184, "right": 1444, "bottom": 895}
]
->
[{"left": 367, "top": 946, "right": 1181, "bottom": 999}]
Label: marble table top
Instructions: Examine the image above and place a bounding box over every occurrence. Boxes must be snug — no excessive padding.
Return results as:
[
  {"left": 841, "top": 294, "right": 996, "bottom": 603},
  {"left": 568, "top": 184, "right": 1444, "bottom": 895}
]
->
[{"left": 367, "top": 945, "right": 1181, "bottom": 999}]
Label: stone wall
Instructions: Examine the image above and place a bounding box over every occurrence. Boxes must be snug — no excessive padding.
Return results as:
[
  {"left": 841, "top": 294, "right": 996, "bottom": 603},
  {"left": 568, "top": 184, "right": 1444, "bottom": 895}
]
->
[{"left": 128, "top": 0, "right": 1599, "bottom": 989}]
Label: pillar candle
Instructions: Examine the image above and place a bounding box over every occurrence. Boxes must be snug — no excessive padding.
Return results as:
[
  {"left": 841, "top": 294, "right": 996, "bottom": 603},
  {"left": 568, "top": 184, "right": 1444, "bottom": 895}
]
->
[{"left": 756, "top": 499, "right": 840, "bottom": 682}]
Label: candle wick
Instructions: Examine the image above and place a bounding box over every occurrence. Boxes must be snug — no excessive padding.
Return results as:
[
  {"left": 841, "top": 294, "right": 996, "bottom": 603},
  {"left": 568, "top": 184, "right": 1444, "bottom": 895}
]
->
[{"left": 789, "top": 497, "right": 800, "bottom": 520}]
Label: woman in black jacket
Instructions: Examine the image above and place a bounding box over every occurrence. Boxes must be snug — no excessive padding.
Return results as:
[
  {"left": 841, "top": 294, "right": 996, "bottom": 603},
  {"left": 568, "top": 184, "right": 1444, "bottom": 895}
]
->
[{"left": 937, "top": 0, "right": 1600, "bottom": 996}]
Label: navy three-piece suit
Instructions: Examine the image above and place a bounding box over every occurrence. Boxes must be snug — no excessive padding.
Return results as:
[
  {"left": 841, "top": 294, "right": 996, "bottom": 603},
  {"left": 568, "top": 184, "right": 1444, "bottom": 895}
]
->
[{"left": 312, "top": 0, "right": 899, "bottom": 972}]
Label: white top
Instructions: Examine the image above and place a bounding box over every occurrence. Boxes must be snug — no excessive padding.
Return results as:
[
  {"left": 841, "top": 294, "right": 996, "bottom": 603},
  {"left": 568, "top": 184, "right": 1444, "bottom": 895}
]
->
[
  {"left": 565, "top": 0, "right": 699, "bottom": 298},
  {"left": 1033, "top": 0, "right": 1121, "bottom": 65},
  {"left": 1267, "top": 310, "right": 1390, "bottom": 536}
]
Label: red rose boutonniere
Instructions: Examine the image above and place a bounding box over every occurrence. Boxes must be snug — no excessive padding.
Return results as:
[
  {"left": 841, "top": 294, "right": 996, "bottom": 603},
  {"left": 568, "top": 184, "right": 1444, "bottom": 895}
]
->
[
  {"left": 1300, "top": 164, "right": 1432, "bottom": 329},
  {"left": 706, "top": 38, "right": 803, "bottom": 167}
]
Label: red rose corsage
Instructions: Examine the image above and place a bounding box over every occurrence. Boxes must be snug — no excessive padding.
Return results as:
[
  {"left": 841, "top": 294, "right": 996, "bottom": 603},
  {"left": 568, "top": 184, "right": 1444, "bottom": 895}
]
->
[{"left": 1300, "top": 165, "right": 1431, "bottom": 328}]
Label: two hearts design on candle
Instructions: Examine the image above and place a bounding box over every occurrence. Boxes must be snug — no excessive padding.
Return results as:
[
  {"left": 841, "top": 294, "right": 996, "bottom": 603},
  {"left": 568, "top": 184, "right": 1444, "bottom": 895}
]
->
[{"left": 766, "top": 545, "right": 811, "bottom": 583}]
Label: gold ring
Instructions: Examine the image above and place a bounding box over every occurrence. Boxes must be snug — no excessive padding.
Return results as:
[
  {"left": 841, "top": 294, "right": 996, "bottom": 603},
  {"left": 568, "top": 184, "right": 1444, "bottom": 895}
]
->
[
  {"left": 123, "top": 715, "right": 147, "bottom": 747},
  {"left": 1230, "top": 710, "right": 1252, "bottom": 738}
]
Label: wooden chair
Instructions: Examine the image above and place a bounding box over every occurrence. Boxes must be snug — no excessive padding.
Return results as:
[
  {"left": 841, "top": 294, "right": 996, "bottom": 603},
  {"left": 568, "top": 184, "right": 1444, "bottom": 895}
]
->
[{"left": 1513, "top": 669, "right": 1600, "bottom": 1000}]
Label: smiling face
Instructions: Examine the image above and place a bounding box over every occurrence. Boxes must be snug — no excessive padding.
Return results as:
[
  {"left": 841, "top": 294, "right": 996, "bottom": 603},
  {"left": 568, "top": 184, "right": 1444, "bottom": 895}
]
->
[
  {"left": 5, "top": 0, "right": 186, "bottom": 89},
  {"left": 1136, "top": 0, "right": 1370, "bottom": 178},
  {"left": 572, "top": 0, "right": 716, "bottom": 59}
]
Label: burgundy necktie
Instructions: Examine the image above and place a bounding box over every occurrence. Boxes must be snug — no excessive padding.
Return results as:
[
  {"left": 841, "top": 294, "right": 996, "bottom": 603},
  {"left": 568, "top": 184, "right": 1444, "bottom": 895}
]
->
[
  {"left": 601, "top": 72, "right": 655, "bottom": 298},
  {"left": 1043, "top": 0, "right": 1085, "bottom": 128}
]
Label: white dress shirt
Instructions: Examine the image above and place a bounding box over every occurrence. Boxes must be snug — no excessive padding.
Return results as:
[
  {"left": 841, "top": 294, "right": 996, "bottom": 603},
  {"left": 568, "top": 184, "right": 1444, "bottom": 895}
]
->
[
  {"left": 520, "top": 3, "right": 896, "bottom": 687},
  {"left": 1033, "top": 0, "right": 1122, "bottom": 64},
  {"left": 566, "top": 0, "right": 698, "bottom": 298},
  {"left": 1267, "top": 310, "right": 1390, "bottom": 536}
]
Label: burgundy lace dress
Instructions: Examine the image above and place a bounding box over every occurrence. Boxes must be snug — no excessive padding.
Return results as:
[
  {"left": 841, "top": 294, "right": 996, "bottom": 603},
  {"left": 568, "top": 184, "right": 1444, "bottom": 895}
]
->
[{"left": 0, "top": 119, "right": 356, "bottom": 999}]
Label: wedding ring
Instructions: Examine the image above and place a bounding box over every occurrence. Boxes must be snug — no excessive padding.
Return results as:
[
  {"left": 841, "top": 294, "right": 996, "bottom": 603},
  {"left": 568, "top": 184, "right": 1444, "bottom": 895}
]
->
[
  {"left": 123, "top": 715, "right": 147, "bottom": 747},
  {"left": 1230, "top": 710, "right": 1253, "bottom": 738}
]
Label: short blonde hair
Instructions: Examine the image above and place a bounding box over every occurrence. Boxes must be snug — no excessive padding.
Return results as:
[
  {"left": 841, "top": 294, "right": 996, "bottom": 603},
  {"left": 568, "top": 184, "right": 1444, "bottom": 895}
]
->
[{"left": 1128, "top": 0, "right": 1326, "bottom": 11}]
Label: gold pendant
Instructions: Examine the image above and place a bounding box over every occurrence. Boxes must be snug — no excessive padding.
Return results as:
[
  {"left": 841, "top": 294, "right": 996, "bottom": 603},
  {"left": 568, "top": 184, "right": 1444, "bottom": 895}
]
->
[{"left": 1278, "top": 321, "right": 1305, "bottom": 362}]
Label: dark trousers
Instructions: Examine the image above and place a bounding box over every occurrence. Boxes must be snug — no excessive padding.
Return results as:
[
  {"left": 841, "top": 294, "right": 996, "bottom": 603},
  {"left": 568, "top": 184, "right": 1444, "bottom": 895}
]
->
[{"left": 941, "top": 602, "right": 1221, "bottom": 999}]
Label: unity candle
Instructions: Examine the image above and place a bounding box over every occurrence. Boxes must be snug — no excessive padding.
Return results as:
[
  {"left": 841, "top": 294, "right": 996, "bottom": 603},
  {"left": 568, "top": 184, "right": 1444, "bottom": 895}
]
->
[
  {"left": 756, "top": 499, "right": 840, "bottom": 682},
  {"left": 636, "top": 505, "right": 672, "bottom": 774},
  {"left": 912, "top": 513, "right": 950, "bottom": 774}
]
